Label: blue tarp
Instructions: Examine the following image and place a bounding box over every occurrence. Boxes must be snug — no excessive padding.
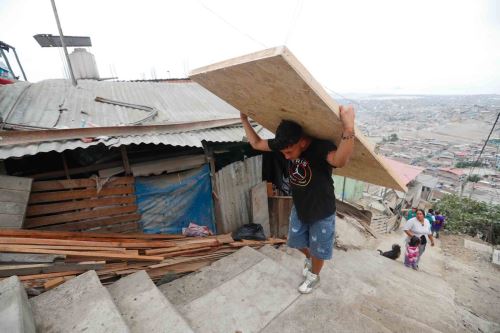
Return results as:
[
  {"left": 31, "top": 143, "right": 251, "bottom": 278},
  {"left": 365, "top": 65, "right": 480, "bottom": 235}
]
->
[{"left": 135, "top": 165, "right": 216, "bottom": 234}]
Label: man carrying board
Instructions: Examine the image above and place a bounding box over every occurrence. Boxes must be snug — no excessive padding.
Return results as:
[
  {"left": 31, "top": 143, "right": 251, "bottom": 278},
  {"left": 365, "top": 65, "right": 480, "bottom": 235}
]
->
[{"left": 241, "top": 105, "right": 356, "bottom": 294}]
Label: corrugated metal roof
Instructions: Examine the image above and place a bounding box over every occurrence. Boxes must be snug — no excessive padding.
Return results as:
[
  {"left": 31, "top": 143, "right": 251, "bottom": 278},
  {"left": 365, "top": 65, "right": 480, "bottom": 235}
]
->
[
  {"left": 0, "top": 125, "right": 274, "bottom": 159},
  {"left": 0, "top": 79, "right": 274, "bottom": 159},
  {"left": 0, "top": 79, "right": 241, "bottom": 128}
]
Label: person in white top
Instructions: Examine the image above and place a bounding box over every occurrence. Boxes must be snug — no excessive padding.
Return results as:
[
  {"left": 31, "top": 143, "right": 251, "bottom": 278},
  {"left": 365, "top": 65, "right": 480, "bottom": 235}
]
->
[{"left": 403, "top": 209, "right": 435, "bottom": 268}]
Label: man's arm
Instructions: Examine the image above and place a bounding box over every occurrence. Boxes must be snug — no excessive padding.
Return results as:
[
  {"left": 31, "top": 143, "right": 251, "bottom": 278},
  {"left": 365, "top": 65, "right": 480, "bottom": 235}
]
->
[
  {"left": 240, "top": 113, "right": 272, "bottom": 152},
  {"left": 326, "top": 105, "right": 355, "bottom": 168}
]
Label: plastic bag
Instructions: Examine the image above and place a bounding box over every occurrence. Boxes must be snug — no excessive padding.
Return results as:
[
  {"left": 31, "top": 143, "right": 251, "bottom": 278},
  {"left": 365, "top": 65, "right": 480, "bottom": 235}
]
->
[
  {"left": 182, "top": 222, "right": 213, "bottom": 237},
  {"left": 232, "top": 223, "right": 267, "bottom": 241}
]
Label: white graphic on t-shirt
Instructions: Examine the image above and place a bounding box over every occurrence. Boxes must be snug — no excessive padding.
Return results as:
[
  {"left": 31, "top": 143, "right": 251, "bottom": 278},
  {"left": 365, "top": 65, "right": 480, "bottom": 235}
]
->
[{"left": 289, "top": 159, "right": 312, "bottom": 187}]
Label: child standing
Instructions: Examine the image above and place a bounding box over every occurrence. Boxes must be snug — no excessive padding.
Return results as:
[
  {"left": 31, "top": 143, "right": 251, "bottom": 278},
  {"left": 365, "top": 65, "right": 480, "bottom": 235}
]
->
[{"left": 405, "top": 236, "right": 421, "bottom": 270}]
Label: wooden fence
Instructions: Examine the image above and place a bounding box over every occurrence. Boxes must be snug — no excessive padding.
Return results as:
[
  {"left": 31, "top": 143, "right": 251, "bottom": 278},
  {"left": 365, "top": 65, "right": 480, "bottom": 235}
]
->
[{"left": 24, "top": 177, "right": 140, "bottom": 233}]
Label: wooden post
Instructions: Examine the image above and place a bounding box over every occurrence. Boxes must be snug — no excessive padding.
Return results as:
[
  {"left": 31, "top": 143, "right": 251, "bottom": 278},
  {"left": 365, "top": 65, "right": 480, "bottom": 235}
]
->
[
  {"left": 61, "top": 153, "right": 70, "bottom": 179},
  {"left": 120, "top": 146, "right": 131, "bottom": 176},
  {"left": 202, "top": 141, "right": 223, "bottom": 234}
]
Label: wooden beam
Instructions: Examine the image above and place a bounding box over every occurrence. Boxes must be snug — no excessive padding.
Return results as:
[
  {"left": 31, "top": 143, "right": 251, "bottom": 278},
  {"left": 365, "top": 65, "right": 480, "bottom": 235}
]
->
[
  {"left": 31, "top": 177, "right": 134, "bottom": 192},
  {"left": 24, "top": 205, "right": 139, "bottom": 228},
  {"left": 0, "top": 246, "right": 165, "bottom": 261},
  {"left": 0, "top": 262, "right": 94, "bottom": 278},
  {"left": 0, "top": 118, "right": 241, "bottom": 146},
  {"left": 0, "top": 244, "right": 127, "bottom": 252},
  {"left": 120, "top": 146, "right": 131, "bottom": 175},
  {"left": 29, "top": 186, "right": 134, "bottom": 204},
  {"left": 0, "top": 229, "right": 183, "bottom": 240},
  {"left": 0, "top": 237, "right": 175, "bottom": 248},
  {"left": 61, "top": 153, "right": 71, "bottom": 180},
  {"left": 39, "top": 214, "right": 141, "bottom": 232},
  {"left": 27, "top": 196, "right": 136, "bottom": 216}
]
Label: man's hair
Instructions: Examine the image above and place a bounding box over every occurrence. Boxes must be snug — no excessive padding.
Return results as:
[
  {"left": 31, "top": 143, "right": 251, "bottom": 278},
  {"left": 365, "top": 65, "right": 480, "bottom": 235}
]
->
[{"left": 272, "top": 120, "right": 303, "bottom": 150}]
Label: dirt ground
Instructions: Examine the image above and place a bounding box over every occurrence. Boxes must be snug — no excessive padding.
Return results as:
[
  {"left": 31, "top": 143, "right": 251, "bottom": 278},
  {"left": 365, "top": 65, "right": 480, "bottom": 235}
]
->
[{"left": 438, "top": 233, "right": 500, "bottom": 326}]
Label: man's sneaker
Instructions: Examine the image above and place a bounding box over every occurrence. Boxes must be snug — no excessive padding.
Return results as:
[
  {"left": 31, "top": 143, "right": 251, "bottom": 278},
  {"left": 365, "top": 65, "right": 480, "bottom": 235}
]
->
[
  {"left": 298, "top": 271, "right": 320, "bottom": 294},
  {"left": 302, "top": 258, "right": 312, "bottom": 277}
]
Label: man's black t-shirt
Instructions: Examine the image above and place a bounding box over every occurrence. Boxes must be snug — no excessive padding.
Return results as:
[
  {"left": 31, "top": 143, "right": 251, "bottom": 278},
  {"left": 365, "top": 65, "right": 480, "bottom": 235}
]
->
[{"left": 269, "top": 139, "right": 337, "bottom": 223}]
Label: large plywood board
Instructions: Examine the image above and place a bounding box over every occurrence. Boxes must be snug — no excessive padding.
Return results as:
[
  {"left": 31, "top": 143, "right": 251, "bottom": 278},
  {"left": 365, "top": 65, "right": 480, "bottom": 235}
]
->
[{"left": 190, "top": 46, "right": 406, "bottom": 191}]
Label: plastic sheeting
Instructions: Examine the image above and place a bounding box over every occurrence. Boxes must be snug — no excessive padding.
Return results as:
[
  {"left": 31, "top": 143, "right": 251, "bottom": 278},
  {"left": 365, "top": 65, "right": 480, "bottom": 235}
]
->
[{"left": 135, "top": 164, "right": 216, "bottom": 234}]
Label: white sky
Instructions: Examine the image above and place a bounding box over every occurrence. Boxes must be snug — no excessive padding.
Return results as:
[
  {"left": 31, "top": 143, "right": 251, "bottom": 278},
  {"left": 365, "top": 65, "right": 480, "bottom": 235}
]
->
[{"left": 1, "top": 0, "right": 499, "bottom": 94}]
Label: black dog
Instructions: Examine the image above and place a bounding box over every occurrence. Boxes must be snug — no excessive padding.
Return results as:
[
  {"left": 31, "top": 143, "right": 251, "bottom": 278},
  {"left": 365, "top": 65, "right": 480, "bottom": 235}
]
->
[{"left": 377, "top": 244, "right": 401, "bottom": 260}]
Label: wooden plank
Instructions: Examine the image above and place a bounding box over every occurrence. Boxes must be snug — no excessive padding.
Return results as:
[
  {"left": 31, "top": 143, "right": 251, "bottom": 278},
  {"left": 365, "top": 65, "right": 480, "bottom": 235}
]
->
[
  {"left": 31, "top": 177, "right": 134, "bottom": 192},
  {"left": 0, "top": 119, "right": 241, "bottom": 147},
  {"left": 0, "top": 244, "right": 127, "bottom": 252},
  {"left": 28, "top": 186, "right": 134, "bottom": 204},
  {"left": 44, "top": 276, "right": 67, "bottom": 290},
  {"left": 18, "top": 270, "right": 83, "bottom": 281},
  {"left": 25, "top": 205, "right": 138, "bottom": 228},
  {"left": 268, "top": 196, "right": 292, "bottom": 238},
  {"left": 189, "top": 46, "right": 407, "bottom": 191},
  {"left": 0, "top": 229, "right": 182, "bottom": 240},
  {"left": 251, "top": 181, "right": 270, "bottom": 238},
  {"left": 144, "top": 240, "right": 219, "bottom": 255},
  {"left": 39, "top": 214, "right": 141, "bottom": 232},
  {"left": 0, "top": 175, "right": 32, "bottom": 191},
  {"left": 0, "top": 237, "right": 174, "bottom": 249},
  {"left": 229, "top": 238, "right": 286, "bottom": 248},
  {"left": 0, "top": 262, "right": 104, "bottom": 277},
  {"left": 121, "top": 146, "right": 132, "bottom": 175},
  {"left": 27, "top": 196, "right": 136, "bottom": 216},
  {"left": 95, "top": 221, "right": 140, "bottom": 233},
  {"left": 215, "top": 233, "right": 234, "bottom": 244},
  {"left": 0, "top": 246, "right": 164, "bottom": 261},
  {"left": 161, "top": 247, "right": 213, "bottom": 258}
]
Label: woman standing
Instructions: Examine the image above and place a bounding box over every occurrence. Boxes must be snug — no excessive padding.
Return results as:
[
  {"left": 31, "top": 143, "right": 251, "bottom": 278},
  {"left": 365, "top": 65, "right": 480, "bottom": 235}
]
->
[{"left": 403, "top": 209, "right": 435, "bottom": 268}]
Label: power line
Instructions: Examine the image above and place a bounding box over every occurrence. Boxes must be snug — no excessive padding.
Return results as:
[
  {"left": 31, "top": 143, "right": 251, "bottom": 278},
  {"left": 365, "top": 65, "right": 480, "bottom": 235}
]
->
[
  {"left": 283, "top": 0, "right": 304, "bottom": 45},
  {"left": 323, "top": 86, "right": 372, "bottom": 112},
  {"left": 467, "top": 111, "right": 500, "bottom": 181},
  {"left": 197, "top": 0, "right": 267, "bottom": 48}
]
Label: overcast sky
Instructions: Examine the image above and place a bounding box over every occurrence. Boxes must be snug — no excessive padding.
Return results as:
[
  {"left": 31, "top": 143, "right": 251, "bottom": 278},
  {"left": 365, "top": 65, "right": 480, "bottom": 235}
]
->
[{"left": 1, "top": 0, "right": 499, "bottom": 95}]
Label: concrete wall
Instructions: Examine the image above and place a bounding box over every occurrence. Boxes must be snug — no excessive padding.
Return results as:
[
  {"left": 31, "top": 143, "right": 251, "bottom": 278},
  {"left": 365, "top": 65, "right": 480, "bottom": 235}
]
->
[{"left": 492, "top": 249, "right": 500, "bottom": 266}]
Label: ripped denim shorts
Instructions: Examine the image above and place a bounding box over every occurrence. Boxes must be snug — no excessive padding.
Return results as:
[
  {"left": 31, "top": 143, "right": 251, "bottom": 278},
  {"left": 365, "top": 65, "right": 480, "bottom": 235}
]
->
[{"left": 287, "top": 206, "right": 336, "bottom": 260}]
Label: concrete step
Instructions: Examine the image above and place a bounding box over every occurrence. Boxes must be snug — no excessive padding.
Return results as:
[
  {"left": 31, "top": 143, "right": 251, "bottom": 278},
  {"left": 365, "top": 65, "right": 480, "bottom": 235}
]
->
[
  {"left": 30, "top": 270, "right": 129, "bottom": 333},
  {"left": 159, "top": 246, "right": 267, "bottom": 308},
  {"left": 107, "top": 270, "right": 193, "bottom": 333},
  {"left": 258, "top": 244, "right": 304, "bottom": 279},
  {"left": 0, "top": 275, "right": 36, "bottom": 333},
  {"left": 178, "top": 247, "right": 301, "bottom": 333}
]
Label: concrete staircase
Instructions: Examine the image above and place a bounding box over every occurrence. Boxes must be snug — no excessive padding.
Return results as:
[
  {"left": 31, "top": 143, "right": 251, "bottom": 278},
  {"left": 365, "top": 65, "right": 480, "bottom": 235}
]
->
[{"left": 1, "top": 245, "right": 499, "bottom": 332}]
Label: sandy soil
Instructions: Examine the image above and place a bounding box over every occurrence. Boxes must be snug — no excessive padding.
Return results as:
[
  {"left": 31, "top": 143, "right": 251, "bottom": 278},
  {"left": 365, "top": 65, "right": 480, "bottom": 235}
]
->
[{"left": 439, "top": 233, "right": 500, "bottom": 325}]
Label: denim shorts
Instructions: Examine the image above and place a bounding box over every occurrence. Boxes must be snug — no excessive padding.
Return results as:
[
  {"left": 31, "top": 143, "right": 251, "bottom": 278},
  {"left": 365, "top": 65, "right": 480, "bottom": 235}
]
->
[{"left": 287, "top": 206, "right": 336, "bottom": 260}]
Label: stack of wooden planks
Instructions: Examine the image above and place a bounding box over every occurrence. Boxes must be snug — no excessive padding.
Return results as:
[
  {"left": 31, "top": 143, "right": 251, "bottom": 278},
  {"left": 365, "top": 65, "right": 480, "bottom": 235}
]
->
[
  {"left": 0, "top": 229, "right": 286, "bottom": 294},
  {"left": 25, "top": 177, "right": 140, "bottom": 233}
]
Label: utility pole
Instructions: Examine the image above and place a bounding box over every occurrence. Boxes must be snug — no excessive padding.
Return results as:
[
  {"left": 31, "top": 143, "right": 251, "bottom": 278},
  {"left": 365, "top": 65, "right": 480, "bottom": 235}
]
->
[{"left": 50, "top": 0, "right": 77, "bottom": 86}]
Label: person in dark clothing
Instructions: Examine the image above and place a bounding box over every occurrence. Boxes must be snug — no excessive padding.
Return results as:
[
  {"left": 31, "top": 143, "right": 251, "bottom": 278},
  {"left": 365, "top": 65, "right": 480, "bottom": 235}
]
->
[
  {"left": 240, "top": 105, "right": 355, "bottom": 293},
  {"left": 433, "top": 211, "right": 445, "bottom": 238}
]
